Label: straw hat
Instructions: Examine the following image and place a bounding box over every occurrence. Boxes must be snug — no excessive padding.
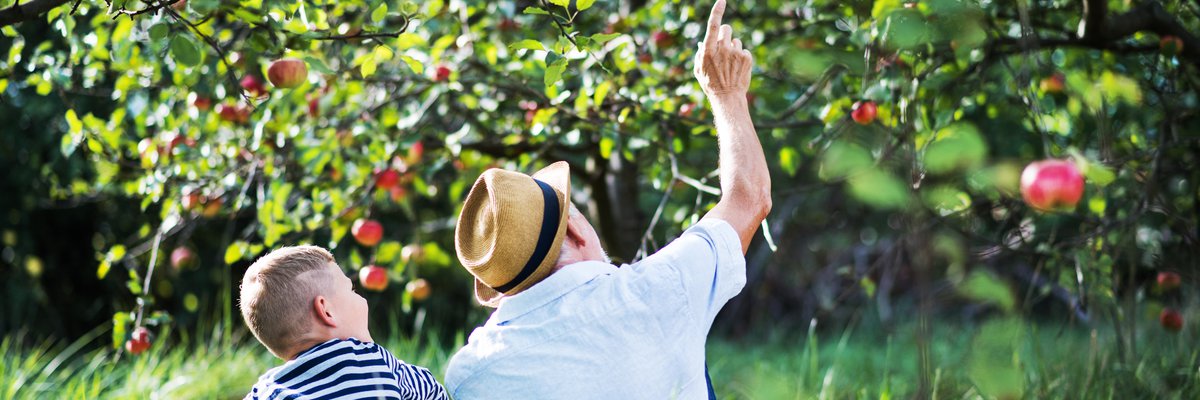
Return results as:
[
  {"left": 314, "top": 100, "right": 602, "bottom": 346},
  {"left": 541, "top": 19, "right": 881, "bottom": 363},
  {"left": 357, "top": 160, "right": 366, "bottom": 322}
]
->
[{"left": 454, "top": 161, "right": 571, "bottom": 307}]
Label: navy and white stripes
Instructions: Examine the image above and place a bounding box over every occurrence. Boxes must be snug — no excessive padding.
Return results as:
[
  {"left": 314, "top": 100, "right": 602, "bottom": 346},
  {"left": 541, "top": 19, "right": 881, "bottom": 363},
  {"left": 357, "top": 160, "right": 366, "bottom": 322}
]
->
[{"left": 248, "top": 338, "right": 448, "bottom": 400}]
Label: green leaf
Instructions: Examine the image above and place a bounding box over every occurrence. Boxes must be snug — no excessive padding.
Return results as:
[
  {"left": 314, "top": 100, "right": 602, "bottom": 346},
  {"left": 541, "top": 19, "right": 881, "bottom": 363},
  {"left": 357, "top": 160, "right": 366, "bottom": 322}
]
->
[
  {"left": 923, "top": 123, "right": 987, "bottom": 174},
  {"left": 97, "top": 260, "right": 111, "bottom": 280},
  {"left": 593, "top": 80, "right": 612, "bottom": 108},
  {"left": 398, "top": 55, "right": 424, "bottom": 75},
  {"left": 400, "top": 1, "right": 419, "bottom": 15},
  {"left": 508, "top": 39, "right": 545, "bottom": 52},
  {"left": 523, "top": 6, "right": 550, "bottom": 15},
  {"left": 872, "top": 0, "right": 904, "bottom": 18},
  {"left": 589, "top": 32, "right": 621, "bottom": 45},
  {"left": 149, "top": 23, "right": 169, "bottom": 41},
  {"left": 848, "top": 169, "right": 910, "bottom": 210},
  {"left": 880, "top": 9, "right": 930, "bottom": 51},
  {"left": 548, "top": 0, "right": 569, "bottom": 9},
  {"left": 577, "top": 0, "right": 596, "bottom": 12},
  {"left": 544, "top": 57, "right": 568, "bottom": 87},
  {"left": 304, "top": 56, "right": 334, "bottom": 74},
  {"left": 65, "top": 109, "right": 82, "bottom": 134},
  {"left": 169, "top": 35, "right": 202, "bottom": 66},
  {"left": 819, "top": 141, "right": 872, "bottom": 180},
  {"left": 361, "top": 53, "right": 378, "bottom": 77},
  {"left": 780, "top": 146, "right": 799, "bottom": 177},
  {"left": 371, "top": 3, "right": 388, "bottom": 23},
  {"left": 225, "top": 241, "right": 249, "bottom": 264},
  {"left": 394, "top": 33, "right": 426, "bottom": 50},
  {"left": 959, "top": 271, "right": 1015, "bottom": 313}
]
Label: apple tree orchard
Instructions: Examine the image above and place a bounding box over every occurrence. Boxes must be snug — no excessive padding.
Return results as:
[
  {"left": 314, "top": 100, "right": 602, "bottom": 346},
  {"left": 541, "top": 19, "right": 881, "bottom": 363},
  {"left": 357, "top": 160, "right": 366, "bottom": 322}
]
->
[{"left": 3, "top": 0, "right": 1200, "bottom": 363}]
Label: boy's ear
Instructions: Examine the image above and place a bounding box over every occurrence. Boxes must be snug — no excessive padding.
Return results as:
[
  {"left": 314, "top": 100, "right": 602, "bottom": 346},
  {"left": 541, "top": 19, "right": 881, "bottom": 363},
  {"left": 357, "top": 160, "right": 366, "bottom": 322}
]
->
[{"left": 313, "top": 296, "right": 337, "bottom": 327}]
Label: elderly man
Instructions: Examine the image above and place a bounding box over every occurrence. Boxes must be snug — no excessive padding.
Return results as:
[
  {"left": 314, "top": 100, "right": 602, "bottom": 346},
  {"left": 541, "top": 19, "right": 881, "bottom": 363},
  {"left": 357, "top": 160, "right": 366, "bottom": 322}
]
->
[{"left": 445, "top": 0, "right": 770, "bottom": 398}]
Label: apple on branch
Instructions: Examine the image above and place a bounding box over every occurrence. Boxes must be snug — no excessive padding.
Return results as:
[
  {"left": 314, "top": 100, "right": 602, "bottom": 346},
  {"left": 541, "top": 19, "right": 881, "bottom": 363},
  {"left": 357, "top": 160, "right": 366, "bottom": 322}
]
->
[
  {"left": 125, "top": 326, "right": 151, "bottom": 355},
  {"left": 851, "top": 101, "right": 877, "bottom": 125},
  {"left": 267, "top": 59, "right": 308, "bottom": 89},
  {"left": 406, "top": 278, "right": 431, "bottom": 301},
  {"left": 351, "top": 218, "right": 383, "bottom": 247},
  {"left": 1020, "top": 159, "right": 1084, "bottom": 213},
  {"left": 359, "top": 265, "right": 388, "bottom": 291}
]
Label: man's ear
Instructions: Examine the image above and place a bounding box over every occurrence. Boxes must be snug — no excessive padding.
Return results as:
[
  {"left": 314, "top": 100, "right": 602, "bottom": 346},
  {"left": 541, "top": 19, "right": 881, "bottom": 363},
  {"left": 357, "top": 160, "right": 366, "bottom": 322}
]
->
[
  {"left": 563, "top": 216, "right": 587, "bottom": 248},
  {"left": 313, "top": 296, "right": 337, "bottom": 327}
]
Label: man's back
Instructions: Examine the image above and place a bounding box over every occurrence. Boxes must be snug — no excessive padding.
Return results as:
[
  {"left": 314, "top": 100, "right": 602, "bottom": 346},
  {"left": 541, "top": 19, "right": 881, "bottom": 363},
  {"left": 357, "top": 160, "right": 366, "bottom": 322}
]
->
[{"left": 446, "top": 220, "right": 745, "bottom": 399}]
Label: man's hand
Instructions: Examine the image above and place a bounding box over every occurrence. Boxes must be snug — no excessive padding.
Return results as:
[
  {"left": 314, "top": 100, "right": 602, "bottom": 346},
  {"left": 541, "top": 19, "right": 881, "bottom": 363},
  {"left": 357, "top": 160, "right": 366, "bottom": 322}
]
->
[{"left": 694, "top": 0, "right": 753, "bottom": 99}]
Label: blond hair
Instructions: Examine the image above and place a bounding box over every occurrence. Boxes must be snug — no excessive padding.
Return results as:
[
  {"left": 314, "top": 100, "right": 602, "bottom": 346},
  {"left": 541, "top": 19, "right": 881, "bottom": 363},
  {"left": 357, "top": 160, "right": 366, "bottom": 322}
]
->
[{"left": 239, "top": 245, "right": 336, "bottom": 358}]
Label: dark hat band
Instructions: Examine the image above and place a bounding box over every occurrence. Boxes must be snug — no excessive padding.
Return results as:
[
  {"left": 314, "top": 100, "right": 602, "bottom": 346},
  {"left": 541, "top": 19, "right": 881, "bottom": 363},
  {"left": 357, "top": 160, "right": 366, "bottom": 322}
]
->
[{"left": 490, "top": 177, "right": 560, "bottom": 293}]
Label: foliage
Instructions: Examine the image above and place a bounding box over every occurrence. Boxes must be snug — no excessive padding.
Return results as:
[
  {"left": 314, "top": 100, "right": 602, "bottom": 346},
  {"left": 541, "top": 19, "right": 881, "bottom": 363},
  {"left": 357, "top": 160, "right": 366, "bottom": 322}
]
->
[{"left": 1, "top": 2, "right": 1200, "bottom": 396}]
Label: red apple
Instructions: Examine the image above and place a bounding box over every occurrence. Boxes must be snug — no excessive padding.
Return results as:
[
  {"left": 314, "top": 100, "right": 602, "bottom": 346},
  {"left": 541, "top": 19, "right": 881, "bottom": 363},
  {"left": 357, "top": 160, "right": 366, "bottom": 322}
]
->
[
  {"left": 637, "top": 52, "right": 653, "bottom": 64},
  {"left": 1040, "top": 73, "right": 1065, "bottom": 93},
  {"left": 217, "top": 103, "right": 250, "bottom": 124},
  {"left": 1020, "top": 159, "right": 1085, "bottom": 212},
  {"left": 498, "top": 18, "right": 519, "bottom": 32},
  {"left": 240, "top": 75, "right": 266, "bottom": 97},
  {"left": 192, "top": 96, "right": 211, "bottom": 111},
  {"left": 201, "top": 196, "right": 222, "bottom": 217},
  {"left": 679, "top": 103, "right": 698, "bottom": 117},
  {"left": 182, "top": 191, "right": 202, "bottom": 211},
  {"left": 351, "top": 219, "right": 383, "bottom": 247},
  {"left": 1157, "top": 271, "right": 1182, "bottom": 291},
  {"left": 406, "top": 278, "right": 431, "bottom": 301},
  {"left": 267, "top": 59, "right": 308, "bottom": 89},
  {"left": 375, "top": 169, "right": 400, "bottom": 190},
  {"left": 434, "top": 65, "right": 451, "bottom": 82},
  {"left": 125, "top": 327, "right": 151, "bottom": 355},
  {"left": 1161, "top": 36, "right": 1184, "bottom": 56},
  {"left": 652, "top": 30, "right": 674, "bottom": 48},
  {"left": 1161, "top": 308, "right": 1183, "bottom": 332},
  {"left": 851, "top": 101, "right": 877, "bottom": 125},
  {"left": 389, "top": 186, "right": 408, "bottom": 202},
  {"left": 407, "top": 141, "right": 424, "bottom": 165},
  {"left": 170, "top": 247, "right": 195, "bottom": 269},
  {"left": 359, "top": 265, "right": 388, "bottom": 291},
  {"left": 401, "top": 243, "right": 425, "bottom": 264}
]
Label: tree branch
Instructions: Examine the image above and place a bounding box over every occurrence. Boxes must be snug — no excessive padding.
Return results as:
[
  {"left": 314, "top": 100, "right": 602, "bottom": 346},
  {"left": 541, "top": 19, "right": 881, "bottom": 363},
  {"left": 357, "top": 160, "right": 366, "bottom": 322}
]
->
[{"left": 0, "top": 0, "right": 71, "bottom": 28}]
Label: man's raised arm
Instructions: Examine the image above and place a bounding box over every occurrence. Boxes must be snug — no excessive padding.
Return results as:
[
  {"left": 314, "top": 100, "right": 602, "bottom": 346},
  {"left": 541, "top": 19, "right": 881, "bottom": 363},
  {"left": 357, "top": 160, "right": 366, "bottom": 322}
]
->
[{"left": 694, "top": 0, "right": 771, "bottom": 254}]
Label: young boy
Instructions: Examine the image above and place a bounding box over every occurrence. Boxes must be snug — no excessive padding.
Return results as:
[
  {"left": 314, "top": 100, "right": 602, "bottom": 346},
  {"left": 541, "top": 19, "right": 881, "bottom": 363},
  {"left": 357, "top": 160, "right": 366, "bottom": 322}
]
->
[{"left": 239, "top": 245, "right": 448, "bottom": 399}]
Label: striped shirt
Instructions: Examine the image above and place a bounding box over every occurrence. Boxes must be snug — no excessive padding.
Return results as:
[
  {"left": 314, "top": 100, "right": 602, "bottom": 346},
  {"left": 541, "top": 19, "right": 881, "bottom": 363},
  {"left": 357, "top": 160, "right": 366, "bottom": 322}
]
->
[{"left": 247, "top": 338, "right": 448, "bottom": 400}]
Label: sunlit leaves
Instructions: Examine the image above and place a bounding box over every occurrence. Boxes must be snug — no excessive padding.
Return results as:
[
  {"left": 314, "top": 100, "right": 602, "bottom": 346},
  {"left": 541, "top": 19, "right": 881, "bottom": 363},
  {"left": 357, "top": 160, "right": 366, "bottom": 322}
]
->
[
  {"left": 879, "top": 8, "right": 929, "bottom": 51},
  {"left": 544, "top": 58, "right": 568, "bottom": 87},
  {"left": 169, "top": 35, "right": 202, "bottom": 67},
  {"left": 923, "top": 123, "right": 987, "bottom": 175},
  {"left": 848, "top": 169, "right": 910, "bottom": 210}
]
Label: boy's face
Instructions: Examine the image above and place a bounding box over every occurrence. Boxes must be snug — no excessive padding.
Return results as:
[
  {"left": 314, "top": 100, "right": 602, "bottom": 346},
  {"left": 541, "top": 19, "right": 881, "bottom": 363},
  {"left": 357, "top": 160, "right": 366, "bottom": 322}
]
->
[{"left": 324, "top": 262, "right": 373, "bottom": 342}]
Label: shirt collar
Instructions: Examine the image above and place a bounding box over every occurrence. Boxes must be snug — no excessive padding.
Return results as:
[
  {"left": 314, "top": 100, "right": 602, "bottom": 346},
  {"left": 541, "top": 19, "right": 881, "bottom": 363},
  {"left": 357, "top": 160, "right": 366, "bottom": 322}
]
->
[{"left": 491, "top": 261, "right": 618, "bottom": 324}]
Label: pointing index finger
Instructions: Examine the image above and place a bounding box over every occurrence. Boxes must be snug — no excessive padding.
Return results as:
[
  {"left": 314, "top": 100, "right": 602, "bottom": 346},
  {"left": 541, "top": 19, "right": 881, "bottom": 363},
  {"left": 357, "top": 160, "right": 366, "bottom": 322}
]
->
[{"left": 703, "top": 0, "right": 726, "bottom": 49}]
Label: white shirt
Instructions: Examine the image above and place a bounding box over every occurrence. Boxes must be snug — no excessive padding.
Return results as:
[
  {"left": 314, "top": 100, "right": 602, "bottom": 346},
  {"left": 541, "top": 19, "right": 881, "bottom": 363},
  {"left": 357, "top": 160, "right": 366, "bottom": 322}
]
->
[{"left": 445, "top": 219, "right": 745, "bottom": 399}]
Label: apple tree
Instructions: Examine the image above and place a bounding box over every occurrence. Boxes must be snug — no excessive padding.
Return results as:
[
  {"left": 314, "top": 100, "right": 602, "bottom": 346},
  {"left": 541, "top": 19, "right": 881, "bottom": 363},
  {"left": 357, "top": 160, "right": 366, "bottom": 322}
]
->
[{"left": 2, "top": 2, "right": 1199, "bottom": 393}]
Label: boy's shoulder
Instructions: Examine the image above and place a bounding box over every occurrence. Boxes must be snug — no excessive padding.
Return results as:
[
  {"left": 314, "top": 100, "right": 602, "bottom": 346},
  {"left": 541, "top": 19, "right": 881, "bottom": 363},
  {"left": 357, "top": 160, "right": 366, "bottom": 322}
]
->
[{"left": 246, "top": 338, "right": 448, "bottom": 400}]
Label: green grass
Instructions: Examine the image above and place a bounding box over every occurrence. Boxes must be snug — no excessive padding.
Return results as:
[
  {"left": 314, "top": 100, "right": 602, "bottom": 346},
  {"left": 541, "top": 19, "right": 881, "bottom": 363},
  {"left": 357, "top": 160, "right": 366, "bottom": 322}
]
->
[{"left": 3, "top": 319, "right": 1198, "bottom": 399}]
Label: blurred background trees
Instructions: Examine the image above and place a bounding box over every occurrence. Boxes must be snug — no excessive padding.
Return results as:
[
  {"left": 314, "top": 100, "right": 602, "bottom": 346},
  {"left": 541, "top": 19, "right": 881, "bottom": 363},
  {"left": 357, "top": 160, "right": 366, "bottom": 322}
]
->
[{"left": 1, "top": 3, "right": 1198, "bottom": 395}]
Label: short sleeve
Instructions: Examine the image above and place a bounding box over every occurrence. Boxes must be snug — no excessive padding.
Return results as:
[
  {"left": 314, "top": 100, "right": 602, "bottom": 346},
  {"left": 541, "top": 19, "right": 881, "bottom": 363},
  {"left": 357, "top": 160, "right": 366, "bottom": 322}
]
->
[
  {"left": 636, "top": 218, "right": 746, "bottom": 326},
  {"left": 396, "top": 363, "right": 450, "bottom": 400}
]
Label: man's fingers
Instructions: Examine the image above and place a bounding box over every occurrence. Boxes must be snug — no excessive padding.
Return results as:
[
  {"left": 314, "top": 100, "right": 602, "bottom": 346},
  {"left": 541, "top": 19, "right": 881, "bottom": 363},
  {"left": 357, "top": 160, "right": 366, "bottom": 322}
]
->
[
  {"left": 720, "top": 25, "right": 733, "bottom": 46},
  {"left": 703, "top": 0, "right": 726, "bottom": 48},
  {"left": 732, "top": 38, "right": 742, "bottom": 51}
]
